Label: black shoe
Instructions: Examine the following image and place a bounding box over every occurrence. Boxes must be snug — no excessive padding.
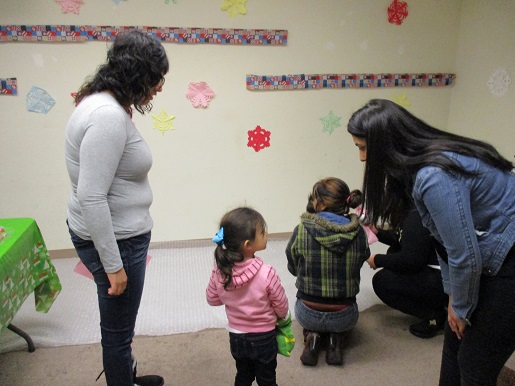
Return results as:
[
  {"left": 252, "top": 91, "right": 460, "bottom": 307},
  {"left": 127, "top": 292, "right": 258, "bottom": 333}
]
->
[
  {"left": 133, "top": 358, "right": 164, "bottom": 386},
  {"left": 409, "top": 319, "right": 444, "bottom": 339},
  {"left": 134, "top": 375, "right": 165, "bottom": 386},
  {"left": 94, "top": 369, "right": 164, "bottom": 386}
]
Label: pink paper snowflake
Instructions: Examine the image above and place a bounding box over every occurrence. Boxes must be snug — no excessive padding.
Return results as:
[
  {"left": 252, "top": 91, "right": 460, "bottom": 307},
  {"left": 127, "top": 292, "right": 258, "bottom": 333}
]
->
[
  {"left": 55, "top": 0, "right": 84, "bottom": 14},
  {"left": 388, "top": 0, "right": 409, "bottom": 25},
  {"left": 186, "top": 82, "right": 215, "bottom": 108},
  {"left": 247, "top": 126, "right": 271, "bottom": 152}
]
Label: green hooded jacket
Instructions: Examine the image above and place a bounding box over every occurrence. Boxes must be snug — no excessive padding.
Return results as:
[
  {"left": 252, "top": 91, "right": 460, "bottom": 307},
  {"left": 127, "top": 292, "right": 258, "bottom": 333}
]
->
[{"left": 286, "top": 212, "right": 370, "bottom": 303}]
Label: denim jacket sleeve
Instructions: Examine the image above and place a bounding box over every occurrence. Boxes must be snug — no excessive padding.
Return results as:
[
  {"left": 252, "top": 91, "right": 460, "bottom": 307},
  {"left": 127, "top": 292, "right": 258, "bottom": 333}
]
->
[{"left": 412, "top": 166, "right": 481, "bottom": 322}]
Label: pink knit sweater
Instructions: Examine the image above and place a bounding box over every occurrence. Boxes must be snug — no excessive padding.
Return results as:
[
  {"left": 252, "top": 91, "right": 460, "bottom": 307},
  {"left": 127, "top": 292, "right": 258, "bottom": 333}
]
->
[{"left": 206, "top": 256, "right": 289, "bottom": 333}]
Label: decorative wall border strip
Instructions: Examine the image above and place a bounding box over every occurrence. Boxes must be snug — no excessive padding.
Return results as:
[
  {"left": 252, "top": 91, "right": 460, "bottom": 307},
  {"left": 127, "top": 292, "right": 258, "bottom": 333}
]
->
[
  {"left": 246, "top": 73, "right": 456, "bottom": 90},
  {"left": 0, "top": 78, "right": 17, "bottom": 95},
  {"left": 0, "top": 25, "right": 288, "bottom": 45}
]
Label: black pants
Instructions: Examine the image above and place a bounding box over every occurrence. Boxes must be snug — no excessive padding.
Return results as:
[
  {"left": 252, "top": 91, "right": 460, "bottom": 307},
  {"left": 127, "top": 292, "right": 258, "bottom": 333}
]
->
[
  {"left": 439, "top": 246, "right": 515, "bottom": 386},
  {"left": 373, "top": 266, "right": 448, "bottom": 321},
  {"left": 229, "top": 330, "right": 278, "bottom": 386}
]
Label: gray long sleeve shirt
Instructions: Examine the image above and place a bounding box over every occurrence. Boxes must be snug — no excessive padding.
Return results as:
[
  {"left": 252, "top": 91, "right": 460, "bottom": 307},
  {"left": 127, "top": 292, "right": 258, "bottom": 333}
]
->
[{"left": 65, "top": 92, "right": 153, "bottom": 273}]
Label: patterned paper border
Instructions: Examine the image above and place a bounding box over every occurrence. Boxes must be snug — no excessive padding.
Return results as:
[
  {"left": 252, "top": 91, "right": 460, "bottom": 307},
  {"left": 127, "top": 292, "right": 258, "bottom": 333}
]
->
[
  {"left": 246, "top": 73, "right": 456, "bottom": 90},
  {"left": 0, "top": 78, "right": 17, "bottom": 95},
  {"left": 0, "top": 25, "right": 288, "bottom": 45}
]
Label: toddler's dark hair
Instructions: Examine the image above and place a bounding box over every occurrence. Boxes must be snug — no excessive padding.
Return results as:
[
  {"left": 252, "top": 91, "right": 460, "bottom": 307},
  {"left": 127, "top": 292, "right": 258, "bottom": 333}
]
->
[
  {"left": 310, "top": 177, "right": 362, "bottom": 215},
  {"left": 214, "top": 207, "right": 267, "bottom": 290}
]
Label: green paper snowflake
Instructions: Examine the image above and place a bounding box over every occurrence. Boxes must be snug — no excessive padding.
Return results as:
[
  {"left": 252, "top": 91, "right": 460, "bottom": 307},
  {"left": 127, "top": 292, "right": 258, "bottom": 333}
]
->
[{"left": 320, "top": 110, "right": 341, "bottom": 135}]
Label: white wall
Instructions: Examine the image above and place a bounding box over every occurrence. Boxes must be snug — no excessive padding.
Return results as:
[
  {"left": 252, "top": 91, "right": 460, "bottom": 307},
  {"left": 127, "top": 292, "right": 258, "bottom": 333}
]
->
[
  {"left": 448, "top": 0, "right": 515, "bottom": 160},
  {"left": 0, "top": 0, "right": 464, "bottom": 251}
]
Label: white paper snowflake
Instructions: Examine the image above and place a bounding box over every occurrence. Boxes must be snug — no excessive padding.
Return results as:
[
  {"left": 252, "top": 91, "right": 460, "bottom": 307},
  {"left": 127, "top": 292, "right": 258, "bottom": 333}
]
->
[{"left": 487, "top": 68, "right": 511, "bottom": 97}]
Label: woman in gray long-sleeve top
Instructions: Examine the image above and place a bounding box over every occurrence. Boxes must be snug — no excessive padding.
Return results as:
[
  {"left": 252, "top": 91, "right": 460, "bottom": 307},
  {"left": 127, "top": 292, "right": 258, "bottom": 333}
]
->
[{"left": 65, "top": 30, "right": 168, "bottom": 386}]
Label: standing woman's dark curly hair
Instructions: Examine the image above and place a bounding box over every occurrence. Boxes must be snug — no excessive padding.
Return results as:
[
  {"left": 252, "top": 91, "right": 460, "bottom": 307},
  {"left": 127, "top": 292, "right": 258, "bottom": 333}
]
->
[
  {"left": 347, "top": 99, "right": 513, "bottom": 229},
  {"left": 75, "top": 30, "right": 169, "bottom": 115}
]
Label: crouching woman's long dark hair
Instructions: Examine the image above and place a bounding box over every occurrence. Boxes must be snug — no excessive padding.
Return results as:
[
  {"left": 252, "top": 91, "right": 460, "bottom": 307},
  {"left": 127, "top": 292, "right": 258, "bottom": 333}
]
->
[{"left": 347, "top": 99, "right": 513, "bottom": 229}]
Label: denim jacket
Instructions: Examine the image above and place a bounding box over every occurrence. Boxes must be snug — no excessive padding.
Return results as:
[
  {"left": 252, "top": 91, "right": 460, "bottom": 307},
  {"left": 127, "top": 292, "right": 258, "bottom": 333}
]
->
[{"left": 412, "top": 152, "right": 515, "bottom": 322}]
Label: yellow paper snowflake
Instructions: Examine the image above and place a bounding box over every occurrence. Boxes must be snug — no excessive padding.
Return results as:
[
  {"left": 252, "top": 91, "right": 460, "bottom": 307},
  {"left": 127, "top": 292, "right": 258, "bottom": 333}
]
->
[
  {"left": 152, "top": 109, "right": 175, "bottom": 135},
  {"left": 220, "top": 0, "right": 247, "bottom": 18},
  {"left": 392, "top": 93, "right": 411, "bottom": 108}
]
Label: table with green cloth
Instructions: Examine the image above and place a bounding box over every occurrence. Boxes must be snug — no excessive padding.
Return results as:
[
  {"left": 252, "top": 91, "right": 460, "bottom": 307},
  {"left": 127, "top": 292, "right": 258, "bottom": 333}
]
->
[{"left": 0, "top": 218, "right": 62, "bottom": 351}]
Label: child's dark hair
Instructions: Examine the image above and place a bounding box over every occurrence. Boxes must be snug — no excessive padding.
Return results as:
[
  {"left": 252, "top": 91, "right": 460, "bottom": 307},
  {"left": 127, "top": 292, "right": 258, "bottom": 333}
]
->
[
  {"left": 214, "top": 207, "right": 267, "bottom": 290},
  {"left": 310, "top": 177, "right": 363, "bottom": 215}
]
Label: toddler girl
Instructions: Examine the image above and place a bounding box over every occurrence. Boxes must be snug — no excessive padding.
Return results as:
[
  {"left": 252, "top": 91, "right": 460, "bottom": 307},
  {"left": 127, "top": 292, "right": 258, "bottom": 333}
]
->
[{"left": 206, "top": 207, "right": 291, "bottom": 386}]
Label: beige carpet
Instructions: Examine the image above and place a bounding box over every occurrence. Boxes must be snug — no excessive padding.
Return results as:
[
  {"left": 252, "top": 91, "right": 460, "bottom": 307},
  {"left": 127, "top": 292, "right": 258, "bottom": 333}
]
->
[
  {"left": 1, "top": 306, "right": 513, "bottom": 385},
  {"left": 1, "top": 305, "right": 446, "bottom": 386},
  {"left": 1, "top": 236, "right": 513, "bottom": 385}
]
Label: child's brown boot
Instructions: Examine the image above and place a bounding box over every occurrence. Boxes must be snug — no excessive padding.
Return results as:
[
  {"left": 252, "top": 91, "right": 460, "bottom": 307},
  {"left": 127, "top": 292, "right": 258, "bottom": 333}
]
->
[
  {"left": 300, "top": 331, "right": 321, "bottom": 366},
  {"left": 325, "top": 333, "right": 344, "bottom": 366}
]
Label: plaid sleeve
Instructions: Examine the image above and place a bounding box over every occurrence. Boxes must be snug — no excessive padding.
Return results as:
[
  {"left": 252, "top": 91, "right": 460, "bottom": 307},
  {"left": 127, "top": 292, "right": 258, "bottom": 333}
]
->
[{"left": 286, "top": 225, "right": 300, "bottom": 276}]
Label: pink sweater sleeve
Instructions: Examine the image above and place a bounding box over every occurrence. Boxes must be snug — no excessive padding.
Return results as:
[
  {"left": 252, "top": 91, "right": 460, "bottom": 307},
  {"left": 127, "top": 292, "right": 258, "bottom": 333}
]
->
[
  {"left": 206, "top": 269, "right": 222, "bottom": 306},
  {"left": 266, "top": 266, "right": 289, "bottom": 319}
]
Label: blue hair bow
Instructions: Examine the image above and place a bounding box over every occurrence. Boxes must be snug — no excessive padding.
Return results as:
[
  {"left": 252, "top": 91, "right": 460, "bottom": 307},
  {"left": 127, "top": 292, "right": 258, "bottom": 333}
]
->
[{"left": 212, "top": 227, "right": 224, "bottom": 246}]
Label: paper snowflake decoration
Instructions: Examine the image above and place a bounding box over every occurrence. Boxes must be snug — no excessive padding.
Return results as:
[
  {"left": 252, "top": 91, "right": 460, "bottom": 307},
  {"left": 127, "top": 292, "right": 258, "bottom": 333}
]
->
[
  {"left": 392, "top": 93, "right": 411, "bottom": 107},
  {"left": 487, "top": 68, "right": 511, "bottom": 97},
  {"left": 186, "top": 82, "right": 215, "bottom": 108},
  {"left": 26, "top": 86, "right": 56, "bottom": 114},
  {"left": 247, "top": 126, "right": 271, "bottom": 152},
  {"left": 320, "top": 111, "right": 341, "bottom": 135},
  {"left": 220, "top": 0, "right": 247, "bottom": 18},
  {"left": 152, "top": 109, "right": 175, "bottom": 135},
  {"left": 55, "top": 0, "right": 84, "bottom": 14},
  {"left": 387, "top": 0, "right": 409, "bottom": 25}
]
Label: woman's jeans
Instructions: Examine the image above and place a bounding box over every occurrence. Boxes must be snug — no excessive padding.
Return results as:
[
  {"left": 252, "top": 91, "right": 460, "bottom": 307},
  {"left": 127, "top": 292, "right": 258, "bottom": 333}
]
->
[
  {"left": 69, "top": 228, "right": 151, "bottom": 386},
  {"left": 439, "top": 245, "right": 515, "bottom": 386},
  {"left": 229, "top": 330, "right": 278, "bottom": 386},
  {"left": 294, "top": 298, "right": 359, "bottom": 333}
]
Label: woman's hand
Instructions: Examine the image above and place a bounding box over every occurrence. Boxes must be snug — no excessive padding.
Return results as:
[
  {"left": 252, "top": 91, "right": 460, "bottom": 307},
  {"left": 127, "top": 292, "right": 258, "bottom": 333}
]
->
[
  {"left": 366, "top": 255, "right": 377, "bottom": 269},
  {"left": 448, "top": 296, "right": 467, "bottom": 339},
  {"left": 107, "top": 268, "right": 128, "bottom": 295}
]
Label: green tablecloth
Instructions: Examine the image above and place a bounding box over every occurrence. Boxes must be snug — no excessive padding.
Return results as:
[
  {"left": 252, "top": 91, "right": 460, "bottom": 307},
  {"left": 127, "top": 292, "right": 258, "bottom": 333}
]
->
[{"left": 0, "top": 218, "right": 62, "bottom": 333}]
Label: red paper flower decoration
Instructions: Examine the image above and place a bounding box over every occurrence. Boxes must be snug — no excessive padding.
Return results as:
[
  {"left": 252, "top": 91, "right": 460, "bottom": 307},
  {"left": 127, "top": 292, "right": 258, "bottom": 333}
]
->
[
  {"left": 247, "top": 125, "right": 271, "bottom": 152},
  {"left": 388, "top": 0, "right": 409, "bottom": 25}
]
